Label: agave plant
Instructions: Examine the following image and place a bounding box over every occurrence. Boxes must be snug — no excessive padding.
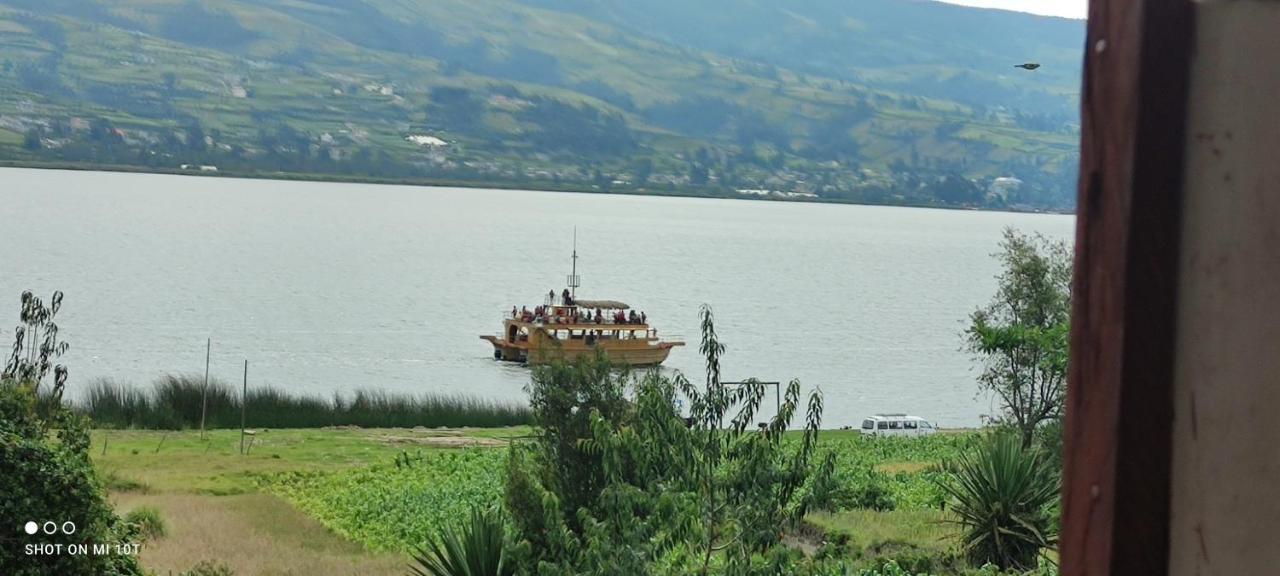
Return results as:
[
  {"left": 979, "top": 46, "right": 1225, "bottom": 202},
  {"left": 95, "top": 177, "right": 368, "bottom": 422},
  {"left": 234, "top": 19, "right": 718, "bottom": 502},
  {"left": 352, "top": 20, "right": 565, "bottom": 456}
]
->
[
  {"left": 940, "top": 432, "right": 1059, "bottom": 571},
  {"left": 410, "top": 506, "right": 513, "bottom": 576}
]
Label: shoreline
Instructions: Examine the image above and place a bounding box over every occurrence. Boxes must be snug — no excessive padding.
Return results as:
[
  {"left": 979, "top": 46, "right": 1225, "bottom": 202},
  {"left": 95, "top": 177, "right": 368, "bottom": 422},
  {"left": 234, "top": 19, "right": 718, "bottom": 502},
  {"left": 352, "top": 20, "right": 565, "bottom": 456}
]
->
[{"left": 0, "top": 160, "right": 1076, "bottom": 216}]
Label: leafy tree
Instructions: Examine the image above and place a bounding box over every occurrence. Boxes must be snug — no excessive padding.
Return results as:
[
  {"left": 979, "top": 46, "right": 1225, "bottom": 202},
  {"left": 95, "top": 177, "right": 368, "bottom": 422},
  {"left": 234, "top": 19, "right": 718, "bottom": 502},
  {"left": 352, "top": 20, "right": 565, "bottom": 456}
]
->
[
  {"left": 966, "top": 229, "right": 1071, "bottom": 448},
  {"left": 940, "top": 433, "right": 1059, "bottom": 571},
  {"left": 1, "top": 291, "right": 142, "bottom": 575},
  {"left": 521, "top": 352, "right": 632, "bottom": 536},
  {"left": 933, "top": 173, "right": 981, "bottom": 206},
  {"left": 428, "top": 87, "right": 486, "bottom": 133},
  {"left": 630, "top": 157, "right": 653, "bottom": 186},
  {"left": 504, "top": 306, "right": 829, "bottom": 575}
]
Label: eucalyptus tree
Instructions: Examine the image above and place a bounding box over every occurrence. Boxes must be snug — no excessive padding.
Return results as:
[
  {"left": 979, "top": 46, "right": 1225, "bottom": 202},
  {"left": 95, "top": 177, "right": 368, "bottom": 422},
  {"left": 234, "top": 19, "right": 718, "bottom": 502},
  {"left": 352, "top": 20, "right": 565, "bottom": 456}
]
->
[{"left": 966, "top": 228, "right": 1072, "bottom": 448}]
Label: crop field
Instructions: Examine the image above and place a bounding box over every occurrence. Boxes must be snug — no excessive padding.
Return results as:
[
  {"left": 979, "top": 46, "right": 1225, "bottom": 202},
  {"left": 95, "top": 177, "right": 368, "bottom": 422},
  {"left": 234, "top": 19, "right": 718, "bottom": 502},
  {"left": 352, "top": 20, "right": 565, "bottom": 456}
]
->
[
  {"left": 269, "top": 449, "right": 507, "bottom": 551},
  {"left": 815, "top": 430, "right": 982, "bottom": 510}
]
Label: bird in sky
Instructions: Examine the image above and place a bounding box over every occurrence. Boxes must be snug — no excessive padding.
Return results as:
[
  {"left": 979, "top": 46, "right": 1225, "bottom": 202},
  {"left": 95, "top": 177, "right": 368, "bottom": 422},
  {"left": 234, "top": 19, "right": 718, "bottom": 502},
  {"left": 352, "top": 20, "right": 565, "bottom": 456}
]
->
[{"left": 1014, "top": 63, "right": 1041, "bottom": 70}]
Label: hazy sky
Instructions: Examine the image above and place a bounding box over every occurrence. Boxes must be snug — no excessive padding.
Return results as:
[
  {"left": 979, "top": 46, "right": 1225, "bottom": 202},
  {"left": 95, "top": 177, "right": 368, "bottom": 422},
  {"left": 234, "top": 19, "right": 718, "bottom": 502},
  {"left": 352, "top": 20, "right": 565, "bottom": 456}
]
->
[{"left": 939, "top": 0, "right": 1087, "bottom": 19}]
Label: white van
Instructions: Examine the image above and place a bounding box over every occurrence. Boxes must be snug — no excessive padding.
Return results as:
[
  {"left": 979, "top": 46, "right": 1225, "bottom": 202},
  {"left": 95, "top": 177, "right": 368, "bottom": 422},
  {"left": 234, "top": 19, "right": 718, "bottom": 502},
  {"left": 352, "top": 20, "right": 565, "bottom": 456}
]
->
[{"left": 859, "top": 414, "right": 937, "bottom": 437}]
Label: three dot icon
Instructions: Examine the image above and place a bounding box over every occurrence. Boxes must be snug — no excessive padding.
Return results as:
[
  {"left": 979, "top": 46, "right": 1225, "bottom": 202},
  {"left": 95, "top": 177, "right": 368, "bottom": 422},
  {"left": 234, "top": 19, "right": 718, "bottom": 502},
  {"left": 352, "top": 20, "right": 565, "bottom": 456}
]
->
[{"left": 22, "top": 521, "right": 75, "bottom": 535}]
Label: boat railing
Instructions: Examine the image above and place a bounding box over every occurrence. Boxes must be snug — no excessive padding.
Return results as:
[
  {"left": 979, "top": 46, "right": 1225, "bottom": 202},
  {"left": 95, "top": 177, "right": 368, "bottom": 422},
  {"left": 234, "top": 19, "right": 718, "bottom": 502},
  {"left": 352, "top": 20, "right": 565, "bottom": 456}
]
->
[
  {"left": 533, "top": 317, "right": 653, "bottom": 327},
  {"left": 500, "top": 309, "right": 653, "bottom": 327}
]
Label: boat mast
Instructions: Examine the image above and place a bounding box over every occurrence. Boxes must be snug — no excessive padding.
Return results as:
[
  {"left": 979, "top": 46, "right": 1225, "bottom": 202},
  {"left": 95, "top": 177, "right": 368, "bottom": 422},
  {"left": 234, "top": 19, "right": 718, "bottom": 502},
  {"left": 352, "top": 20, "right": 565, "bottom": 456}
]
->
[{"left": 568, "top": 227, "right": 580, "bottom": 299}]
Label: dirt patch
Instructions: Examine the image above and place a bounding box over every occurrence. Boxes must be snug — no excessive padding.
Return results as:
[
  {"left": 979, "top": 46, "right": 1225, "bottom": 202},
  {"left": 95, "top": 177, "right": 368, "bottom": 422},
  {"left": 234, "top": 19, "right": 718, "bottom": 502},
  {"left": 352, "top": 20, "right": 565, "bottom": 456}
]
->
[
  {"left": 875, "top": 461, "right": 936, "bottom": 474},
  {"left": 111, "top": 493, "right": 404, "bottom": 576},
  {"left": 376, "top": 434, "right": 506, "bottom": 448}
]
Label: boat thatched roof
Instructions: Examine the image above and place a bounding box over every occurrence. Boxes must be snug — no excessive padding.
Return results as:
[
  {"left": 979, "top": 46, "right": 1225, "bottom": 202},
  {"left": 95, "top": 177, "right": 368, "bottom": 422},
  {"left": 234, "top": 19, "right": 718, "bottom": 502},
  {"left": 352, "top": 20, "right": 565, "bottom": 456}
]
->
[{"left": 574, "top": 299, "right": 630, "bottom": 310}]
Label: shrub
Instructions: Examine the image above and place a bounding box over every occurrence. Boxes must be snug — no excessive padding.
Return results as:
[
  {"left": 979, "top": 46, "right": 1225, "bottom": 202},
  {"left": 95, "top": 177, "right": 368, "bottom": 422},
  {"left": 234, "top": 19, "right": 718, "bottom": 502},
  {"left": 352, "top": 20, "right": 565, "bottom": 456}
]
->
[
  {"left": 519, "top": 350, "right": 632, "bottom": 537},
  {"left": 1, "top": 381, "right": 143, "bottom": 575},
  {"left": 940, "top": 433, "right": 1058, "bottom": 571},
  {"left": 830, "top": 470, "right": 897, "bottom": 512},
  {"left": 1032, "top": 419, "right": 1064, "bottom": 472},
  {"left": 855, "top": 560, "right": 925, "bottom": 576},
  {"left": 409, "top": 506, "right": 513, "bottom": 576},
  {"left": 124, "top": 505, "right": 167, "bottom": 540},
  {"left": 178, "top": 561, "right": 236, "bottom": 576},
  {"left": 101, "top": 469, "right": 151, "bottom": 493}
]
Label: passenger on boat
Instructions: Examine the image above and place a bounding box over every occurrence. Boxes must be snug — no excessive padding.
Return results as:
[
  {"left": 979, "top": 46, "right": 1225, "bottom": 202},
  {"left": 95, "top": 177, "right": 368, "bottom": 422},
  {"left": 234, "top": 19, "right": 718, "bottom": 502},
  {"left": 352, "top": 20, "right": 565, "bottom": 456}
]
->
[
  {"left": 594, "top": 308, "right": 603, "bottom": 323},
  {"left": 562, "top": 289, "right": 573, "bottom": 306},
  {"left": 548, "top": 289, "right": 556, "bottom": 304},
  {"left": 640, "top": 311, "right": 647, "bottom": 325}
]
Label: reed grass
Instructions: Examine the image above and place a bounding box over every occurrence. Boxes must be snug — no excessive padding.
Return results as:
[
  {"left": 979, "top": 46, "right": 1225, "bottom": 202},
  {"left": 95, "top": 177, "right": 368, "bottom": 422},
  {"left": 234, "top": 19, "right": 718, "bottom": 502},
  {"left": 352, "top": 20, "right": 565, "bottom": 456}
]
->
[{"left": 80, "top": 375, "right": 531, "bottom": 430}]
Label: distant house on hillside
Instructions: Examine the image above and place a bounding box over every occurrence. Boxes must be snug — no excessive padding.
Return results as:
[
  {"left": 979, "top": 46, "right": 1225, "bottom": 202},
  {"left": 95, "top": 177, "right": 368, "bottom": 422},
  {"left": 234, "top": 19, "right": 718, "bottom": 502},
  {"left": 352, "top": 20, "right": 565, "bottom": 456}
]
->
[
  {"left": 406, "top": 134, "right": 448, "bottom": 148},
  {"left": 987, "top": 176, "right": 1023, "bottom": 202}
]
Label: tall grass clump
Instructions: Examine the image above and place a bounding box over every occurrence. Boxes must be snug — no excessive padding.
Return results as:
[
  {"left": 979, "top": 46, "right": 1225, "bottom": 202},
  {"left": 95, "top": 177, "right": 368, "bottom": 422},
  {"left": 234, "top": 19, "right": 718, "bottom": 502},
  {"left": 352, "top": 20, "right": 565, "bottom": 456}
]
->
[
  {"left": 124, "top": 505, "right": 167, "bottom": 541},
  {"left": 80, "top": 375, "right": 531, "bottom": 430}
]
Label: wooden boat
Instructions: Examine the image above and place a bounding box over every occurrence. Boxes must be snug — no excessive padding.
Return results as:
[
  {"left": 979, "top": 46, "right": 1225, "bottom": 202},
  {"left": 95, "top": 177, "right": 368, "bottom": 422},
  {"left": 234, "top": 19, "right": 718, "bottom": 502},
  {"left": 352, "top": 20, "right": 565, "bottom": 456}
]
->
[
  {"left": 481, "top": 298, "right": 683, "bottom": 366},
  {"left": 480, "top": 237, "right": 683, "bottom": 366}
]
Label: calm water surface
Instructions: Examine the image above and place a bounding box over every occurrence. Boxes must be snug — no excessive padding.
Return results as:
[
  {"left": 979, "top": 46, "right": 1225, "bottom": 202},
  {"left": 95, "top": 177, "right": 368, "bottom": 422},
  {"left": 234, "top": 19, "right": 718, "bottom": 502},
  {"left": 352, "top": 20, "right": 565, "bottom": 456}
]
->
[{"left": 0, "top": 168, "right": 1074, "bottom": 427}]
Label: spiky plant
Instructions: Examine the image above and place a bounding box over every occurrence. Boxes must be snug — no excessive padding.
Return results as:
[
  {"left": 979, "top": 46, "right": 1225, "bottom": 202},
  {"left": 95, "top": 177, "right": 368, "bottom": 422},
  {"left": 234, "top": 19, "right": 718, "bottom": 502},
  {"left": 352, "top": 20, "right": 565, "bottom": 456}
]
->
[
  {"left": 409, "top": 506, "right": 513, "bottom": 576},
  {"left": 941, "top": 432, "right": 1059, "bottom": 570}
]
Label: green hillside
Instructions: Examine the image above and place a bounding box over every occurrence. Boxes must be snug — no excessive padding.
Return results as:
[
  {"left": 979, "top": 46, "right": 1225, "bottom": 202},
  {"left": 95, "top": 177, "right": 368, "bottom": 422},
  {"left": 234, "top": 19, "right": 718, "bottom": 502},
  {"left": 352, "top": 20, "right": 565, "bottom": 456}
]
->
[{"left": 0, "top": 0, "right": 1083, "bottom": 210}]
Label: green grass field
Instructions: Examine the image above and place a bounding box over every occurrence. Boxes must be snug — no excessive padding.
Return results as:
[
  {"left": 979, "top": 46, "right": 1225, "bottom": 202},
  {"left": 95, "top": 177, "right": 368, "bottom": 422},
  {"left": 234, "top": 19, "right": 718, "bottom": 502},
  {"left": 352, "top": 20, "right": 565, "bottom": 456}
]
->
[
  {"left": 94, "top": 427, "right": 525, "bottom": 575},
  {"left": 93, "top": 426, "right": 526, "bottom": 494},
  {"left": 0, "top": 127, "right": 22, "bottom": 146}
]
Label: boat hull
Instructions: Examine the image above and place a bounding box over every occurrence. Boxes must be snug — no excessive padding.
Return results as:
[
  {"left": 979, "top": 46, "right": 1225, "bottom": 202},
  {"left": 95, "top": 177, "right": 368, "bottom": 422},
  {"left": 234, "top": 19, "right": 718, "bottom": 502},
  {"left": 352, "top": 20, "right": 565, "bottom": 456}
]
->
[{"left": 481, "top": 335, "right": 680, "bottom": 366}]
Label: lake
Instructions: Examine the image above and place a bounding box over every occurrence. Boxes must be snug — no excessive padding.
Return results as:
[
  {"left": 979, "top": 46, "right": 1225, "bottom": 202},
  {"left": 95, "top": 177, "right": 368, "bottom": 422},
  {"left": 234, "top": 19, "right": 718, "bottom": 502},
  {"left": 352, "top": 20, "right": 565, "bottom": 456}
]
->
[{"left": 0, "top": 168, "right": 1074, "bottom": 427}]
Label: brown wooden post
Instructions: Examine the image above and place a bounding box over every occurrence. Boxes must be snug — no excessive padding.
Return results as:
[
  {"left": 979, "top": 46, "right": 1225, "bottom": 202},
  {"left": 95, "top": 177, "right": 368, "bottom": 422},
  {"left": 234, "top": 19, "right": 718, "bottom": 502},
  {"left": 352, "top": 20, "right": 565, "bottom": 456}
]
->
[
  {"left": 239, "top": 359, "right": 248, "bottom": 456},
  {"left": 1061, "top": 1, "right": 1195, "bottom": 575},
  {"left": 200, "top": 337, "right": 210, "bottom": 440}
]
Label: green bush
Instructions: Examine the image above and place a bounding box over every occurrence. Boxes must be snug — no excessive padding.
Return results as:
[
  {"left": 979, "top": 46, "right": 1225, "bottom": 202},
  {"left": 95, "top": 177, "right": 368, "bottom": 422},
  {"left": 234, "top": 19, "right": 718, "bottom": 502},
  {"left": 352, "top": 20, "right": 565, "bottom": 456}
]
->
[
  {"left": 856, "top": 560, "right": 926, "bottom": 576},
  {"left": 178, "top": 560, "right": 236, "bottom": 576},
  {"left": 124, "top": 505, "right": 166, "bottom": 540},
  {"left": 829, "top": 469, "right": 897, "bottom": 512},
  {"left": 0, "top": 380, "right": 143, "bottom": 575},
  {"left": 101, "top": 469, "right": 150, "bottom": 493}
]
